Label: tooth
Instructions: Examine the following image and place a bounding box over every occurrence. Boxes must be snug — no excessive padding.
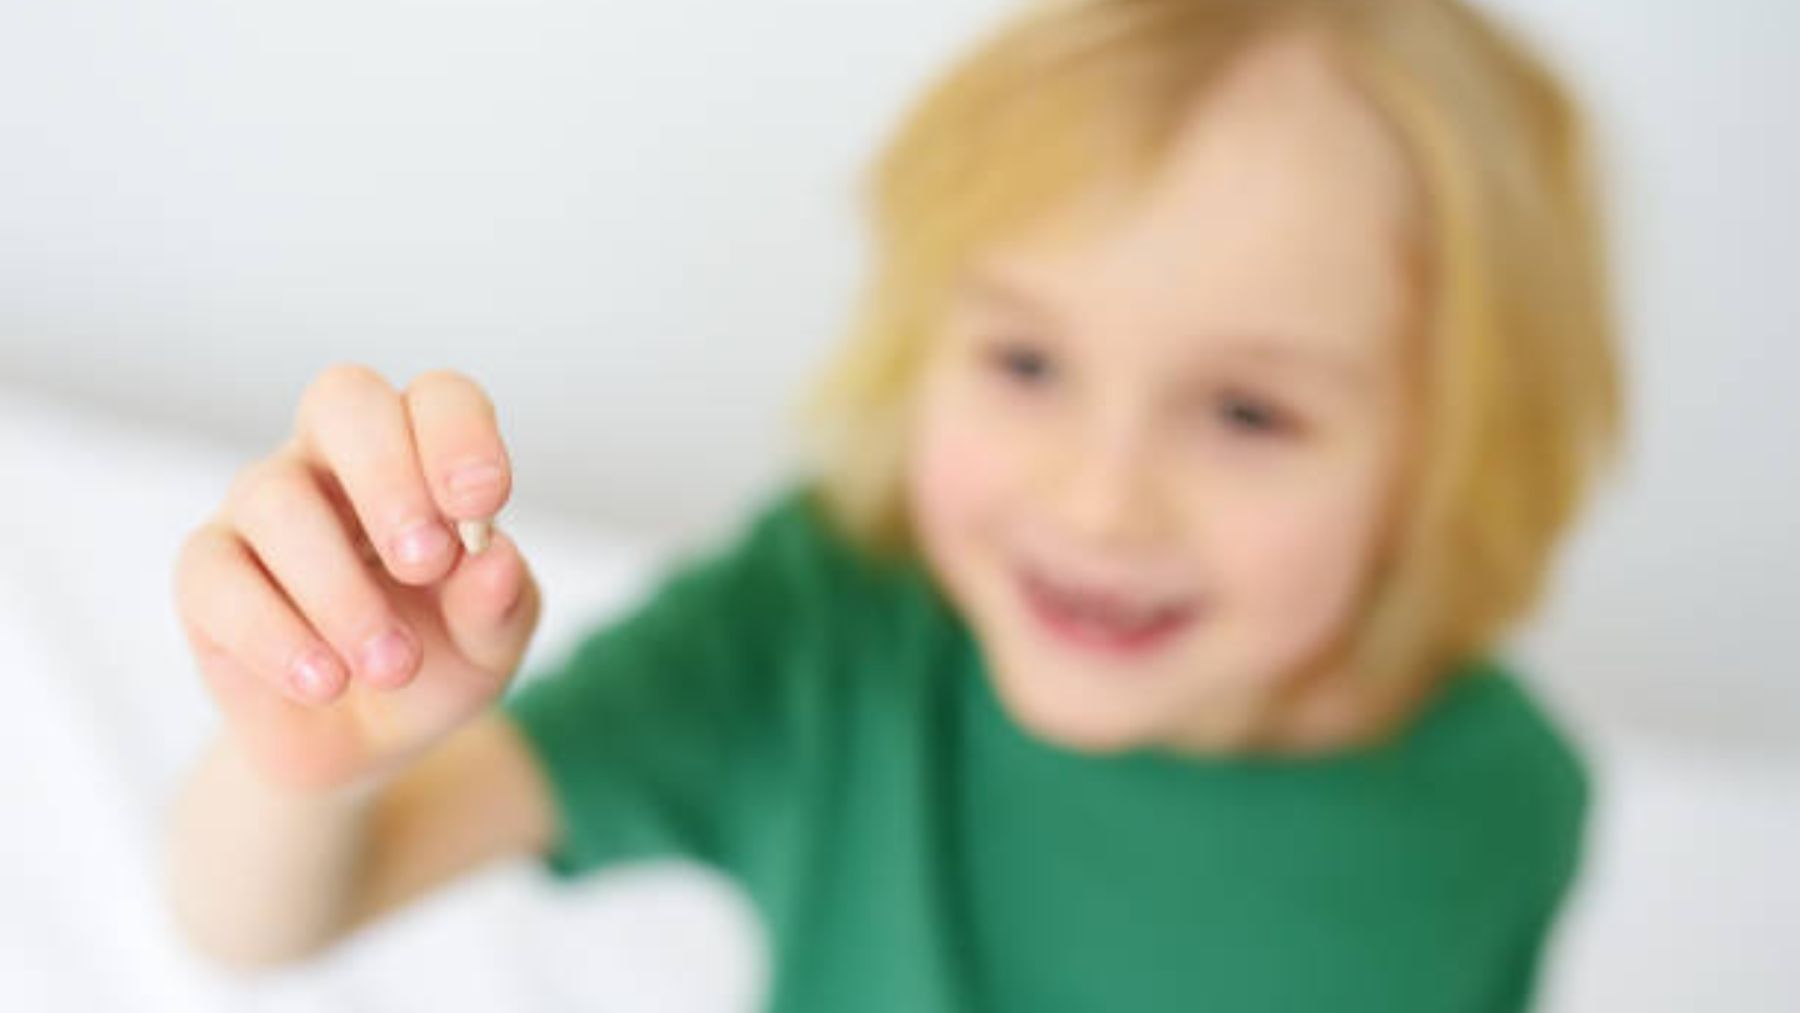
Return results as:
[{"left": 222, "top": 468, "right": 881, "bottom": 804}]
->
[{"left": 458, "top": 519, "right": 492, "bottom": 555}]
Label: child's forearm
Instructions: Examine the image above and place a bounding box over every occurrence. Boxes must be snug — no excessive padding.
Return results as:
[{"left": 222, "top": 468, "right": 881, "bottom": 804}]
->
[
  {"left": 165, "top": 712, "right": 554, "bottom": 969},
  {"left": 165, "top": 732, "right": 379, "bottom": 968}
]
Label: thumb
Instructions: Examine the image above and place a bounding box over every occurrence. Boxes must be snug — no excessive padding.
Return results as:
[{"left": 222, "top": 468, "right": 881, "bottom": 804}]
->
[{"left": 436, "top": 526, "right": 540, "bottom": 678}]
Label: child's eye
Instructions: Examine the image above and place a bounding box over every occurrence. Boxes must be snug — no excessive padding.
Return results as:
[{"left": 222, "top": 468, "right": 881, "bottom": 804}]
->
[
  {"left": 1216, "top": 392, "right": 1294, "bottom": 437},
  {"left": 985, "top": 340, "right": 1056, "bottom": 387}
]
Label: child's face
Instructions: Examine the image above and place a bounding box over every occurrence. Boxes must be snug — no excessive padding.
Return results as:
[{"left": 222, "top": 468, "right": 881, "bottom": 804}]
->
[{"left": 905, "top": 37, "right": 1422, "bottom": 753}]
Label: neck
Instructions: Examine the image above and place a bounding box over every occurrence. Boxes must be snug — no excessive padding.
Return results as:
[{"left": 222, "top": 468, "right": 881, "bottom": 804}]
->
[{"left": 1160, "top": 649, "right": 1438, "bottom": 759}]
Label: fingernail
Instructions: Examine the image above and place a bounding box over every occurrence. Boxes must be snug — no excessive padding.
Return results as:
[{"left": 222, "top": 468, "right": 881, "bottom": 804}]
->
[
  {"left": 394, "top": 520, "right": 451, "bottom": 566},
  {"left": 448, "top": 461, "right": 504, "bottom": 497},
  {"left": 360, "top": 629, "right": 415, "bottom": 687},
  {"left": 291, "top": 649, "right": 344, "bottom": 703},
  {"left": 458, "top": 518, "right": 492, "bottom": 555}
]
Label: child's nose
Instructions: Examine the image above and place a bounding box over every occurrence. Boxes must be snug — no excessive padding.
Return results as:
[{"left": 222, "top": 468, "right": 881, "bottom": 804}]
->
[{"left": 1048, "top": 418, "right": 1169, "bottom": 550}]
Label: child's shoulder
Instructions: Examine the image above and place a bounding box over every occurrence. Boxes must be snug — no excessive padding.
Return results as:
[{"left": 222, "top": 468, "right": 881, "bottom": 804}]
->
[
  {"left": 732, "top": 479, "right": 937, "bottom": 583},
  {"left": 1432, "top": 660, "right": 1586, "bottom": 772},
  {"left": 656, "top": 482, "right": 850, "bottom": 595},
  {"left": 680, "top": 480, "right": 943, "bottom": 638},
  {"left": 1410, "top": 658, "right": 1592, "bottom": 842}
]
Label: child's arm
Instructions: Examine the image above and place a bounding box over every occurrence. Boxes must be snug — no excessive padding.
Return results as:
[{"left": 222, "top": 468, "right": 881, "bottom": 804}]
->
[
  {"left": 167, "top": 711, "right": 553, "bottom": 968},
  {"left": 164, "top": 363, "right": 550, "bottom": 967}
]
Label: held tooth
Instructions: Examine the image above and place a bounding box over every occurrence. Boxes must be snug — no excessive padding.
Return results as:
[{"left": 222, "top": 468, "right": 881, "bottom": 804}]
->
[{"left": 457, "top": 519, "right": 492, "bottom": 555}]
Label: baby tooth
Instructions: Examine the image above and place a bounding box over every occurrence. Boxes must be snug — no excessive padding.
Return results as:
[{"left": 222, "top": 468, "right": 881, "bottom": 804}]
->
[{"left": 457, "top": 519, "right": 492, "bottom": 555}]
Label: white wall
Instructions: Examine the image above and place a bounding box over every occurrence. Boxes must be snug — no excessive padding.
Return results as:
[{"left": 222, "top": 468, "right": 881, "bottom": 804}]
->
[
  {"left": 1477, "top": 0, "right": 1800, "bottom": 754},
  {"left": 0, "top": 0, "right": 1019, "bottom": 533},
  {"left": 2, "top": 0, "right": 1796, "bottom": 747}
]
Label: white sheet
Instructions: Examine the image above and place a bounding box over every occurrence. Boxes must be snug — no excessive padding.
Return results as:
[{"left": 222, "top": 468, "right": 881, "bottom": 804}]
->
[{"left": 1, "top": 385, "right": 1794, "bottom": 1011}]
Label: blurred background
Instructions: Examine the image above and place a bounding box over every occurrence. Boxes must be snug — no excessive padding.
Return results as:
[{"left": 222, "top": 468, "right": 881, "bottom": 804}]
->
[{"left": 1, "top": 1, "right": 1795, "bottom": 1010}]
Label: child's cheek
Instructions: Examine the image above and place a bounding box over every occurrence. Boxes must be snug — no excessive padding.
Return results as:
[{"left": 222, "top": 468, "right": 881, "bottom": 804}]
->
[
  {"left": 910, "top": 397, "right": 1012, "bottom": 543},
  {"left": 1213, "top": 489, "right": 1386, "bottom": 658},
  {"left": 908, "top": 368, "right": 1030, "bottom": 537}
]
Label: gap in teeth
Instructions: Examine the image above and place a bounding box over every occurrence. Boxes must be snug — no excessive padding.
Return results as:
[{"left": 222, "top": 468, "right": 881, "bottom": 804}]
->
[
  {"left": 1053, "top": 584, "right": 1171, "bottom": 629},
  {"left": 1027, "top": 567, "right": 1190, "bottom": 632}
]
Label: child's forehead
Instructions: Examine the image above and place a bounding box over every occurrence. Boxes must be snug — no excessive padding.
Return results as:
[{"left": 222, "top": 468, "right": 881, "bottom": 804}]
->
[
  {"left": 1137, "top": 35, "right": 1419, "bottom": 267},
  {"left": 962, "top": 69, "right": 1418, "bottom": 359},
  {"left": 978, "top": 35, "right": 1417, "bottom": 260},
  {"left": 957, "top": 35, "right": 1422, "bottom": 354}
]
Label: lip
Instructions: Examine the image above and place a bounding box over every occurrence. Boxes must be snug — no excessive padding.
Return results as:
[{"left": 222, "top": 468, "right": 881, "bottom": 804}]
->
[{"left": 1015, "top": 567, "right": 1201, "bottom": 660}]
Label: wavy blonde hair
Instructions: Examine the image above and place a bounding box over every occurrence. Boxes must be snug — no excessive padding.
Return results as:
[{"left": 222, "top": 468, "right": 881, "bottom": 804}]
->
[{"left": 799, "top": 0, "right": 1623, "bottom": 685}]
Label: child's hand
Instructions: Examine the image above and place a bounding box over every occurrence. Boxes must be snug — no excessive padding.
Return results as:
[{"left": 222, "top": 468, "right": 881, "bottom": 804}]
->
[{"left": 173, "top": 364, "right": 541, "bottom": 795}]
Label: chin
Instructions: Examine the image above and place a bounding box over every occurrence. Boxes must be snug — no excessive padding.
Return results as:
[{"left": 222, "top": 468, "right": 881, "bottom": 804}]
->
[{"left": 984, "top": 660, "right": 1166, "bottom": 755}]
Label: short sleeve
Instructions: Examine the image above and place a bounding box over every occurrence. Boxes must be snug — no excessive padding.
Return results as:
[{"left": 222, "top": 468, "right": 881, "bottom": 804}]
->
[{"left": 499, "top": 486, "right": 851, "bottom": 880}]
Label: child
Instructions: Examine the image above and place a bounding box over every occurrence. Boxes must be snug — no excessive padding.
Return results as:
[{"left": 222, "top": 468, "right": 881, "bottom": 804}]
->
[{"left": 168, "top": 0, "right": 1621, "bottom": 1009}]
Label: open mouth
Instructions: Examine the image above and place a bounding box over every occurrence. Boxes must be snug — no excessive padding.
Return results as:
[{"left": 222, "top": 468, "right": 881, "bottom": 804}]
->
[{"left": 1016, "top": 565, "right": 1201, "bottom": 658}]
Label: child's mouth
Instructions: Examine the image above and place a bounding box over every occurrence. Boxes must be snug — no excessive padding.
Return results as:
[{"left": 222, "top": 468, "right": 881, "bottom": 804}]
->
[{"left": 1016, "top": 566, "right": 1200, "bottom": 659}]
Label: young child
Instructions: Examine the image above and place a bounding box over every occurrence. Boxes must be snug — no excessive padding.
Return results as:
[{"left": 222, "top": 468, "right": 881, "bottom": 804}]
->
[{"left": 168, "top": 0, "right": 1621, "bottom": 1009}]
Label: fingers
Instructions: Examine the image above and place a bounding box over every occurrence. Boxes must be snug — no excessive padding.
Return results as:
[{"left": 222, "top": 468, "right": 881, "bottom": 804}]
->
[
  {"left": 437, "top": 527, "right": 540, "bottom": 677},
  {"left": 292, "top": 364, "right": 515, "bottom": 586},
  {"left": 225, "top": 452, "right": 423, "bottom": 692},
  {"left": 404, "top": 369, "right": 512, "bottom": 525},
  {"left": 175, "top": 523, "right": 350, "bottom": 706},
  {"left": 174, "top": 362, "right": 533, "bottom": 795},
  {"left": 294, "top": 364, "right": 456, "bottom": 587}
]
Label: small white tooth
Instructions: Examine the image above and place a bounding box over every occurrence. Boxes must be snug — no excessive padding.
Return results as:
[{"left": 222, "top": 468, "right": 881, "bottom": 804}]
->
[{"left": 458, "top": 519, "right": 492, "bottom": 555}]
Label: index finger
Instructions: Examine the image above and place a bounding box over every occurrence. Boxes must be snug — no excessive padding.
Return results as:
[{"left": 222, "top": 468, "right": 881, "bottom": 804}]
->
[
  {"left": 403, "top": 369, "right": 513, "bottom": 529},
  {"left": 294, "top": 363, "right": 454, "bottom": 586}
]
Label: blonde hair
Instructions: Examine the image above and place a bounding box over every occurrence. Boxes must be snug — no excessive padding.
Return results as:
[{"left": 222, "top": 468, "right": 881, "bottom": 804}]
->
[{"left": 799, "top": 0, "right": 1623, "bottom": 685}]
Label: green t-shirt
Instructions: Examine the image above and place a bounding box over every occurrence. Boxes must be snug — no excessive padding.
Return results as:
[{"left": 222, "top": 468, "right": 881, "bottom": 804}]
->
[{"left": 501, "top": 485, "right": 1588, "bottom": 1012}]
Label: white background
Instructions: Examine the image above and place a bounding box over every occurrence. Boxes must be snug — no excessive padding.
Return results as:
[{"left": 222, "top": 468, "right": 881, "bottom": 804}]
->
[
  {"left": 2, "top": 1, "right": 1796, "bottom": 1009},
  {"left": 3, "top": 0, "right": 1796, "bottom": 736}
]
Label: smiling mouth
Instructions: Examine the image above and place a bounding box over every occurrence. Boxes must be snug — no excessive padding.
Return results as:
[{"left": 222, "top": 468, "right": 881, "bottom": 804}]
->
[{"left": 1016, "top": 566, "right": 1202, "bottom": 658}]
